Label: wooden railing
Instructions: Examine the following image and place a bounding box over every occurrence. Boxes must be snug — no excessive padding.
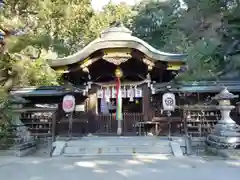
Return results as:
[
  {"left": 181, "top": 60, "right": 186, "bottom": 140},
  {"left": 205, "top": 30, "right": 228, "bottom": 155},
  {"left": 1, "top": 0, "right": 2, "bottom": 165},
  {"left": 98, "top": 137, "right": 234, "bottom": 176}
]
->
[
  {"left": 55, "top": 112, "right": 89, "bottom": 137},
  {"left": 95, "top": 113, "right": 144, "bottom": 135}
]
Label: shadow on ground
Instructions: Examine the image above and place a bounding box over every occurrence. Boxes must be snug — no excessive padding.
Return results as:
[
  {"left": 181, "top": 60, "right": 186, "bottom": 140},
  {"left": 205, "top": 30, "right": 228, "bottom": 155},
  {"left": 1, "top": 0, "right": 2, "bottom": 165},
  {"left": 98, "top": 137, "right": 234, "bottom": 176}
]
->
[{"left": 0, "top": 154, "right": 240, "bottom": 180}]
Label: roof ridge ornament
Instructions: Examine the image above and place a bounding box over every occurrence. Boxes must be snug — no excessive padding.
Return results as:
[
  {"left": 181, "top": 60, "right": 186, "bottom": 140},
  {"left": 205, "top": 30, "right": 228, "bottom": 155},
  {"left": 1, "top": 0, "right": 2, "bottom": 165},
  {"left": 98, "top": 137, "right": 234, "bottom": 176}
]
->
[
  {"left": 109, "top": 20, "right": 123, "bottom": 28},
  {"left": 100, "top": 21, "right": 132, "bottom": 38}
]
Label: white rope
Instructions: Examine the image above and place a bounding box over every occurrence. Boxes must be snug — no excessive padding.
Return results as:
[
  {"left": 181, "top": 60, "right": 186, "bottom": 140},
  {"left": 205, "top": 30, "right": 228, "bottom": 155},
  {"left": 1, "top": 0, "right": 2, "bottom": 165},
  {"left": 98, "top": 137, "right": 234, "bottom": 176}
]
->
[{"left": 93, "top": 79, "right": 148, "bottom": 87}]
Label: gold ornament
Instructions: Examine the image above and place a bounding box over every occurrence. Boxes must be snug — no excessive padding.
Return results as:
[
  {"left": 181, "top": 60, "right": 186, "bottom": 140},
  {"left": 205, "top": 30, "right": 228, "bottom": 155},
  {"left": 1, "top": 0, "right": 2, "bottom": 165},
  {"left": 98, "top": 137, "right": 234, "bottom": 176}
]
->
[{"left": 115, "top": 68, "right": 123, "bottom": 78}]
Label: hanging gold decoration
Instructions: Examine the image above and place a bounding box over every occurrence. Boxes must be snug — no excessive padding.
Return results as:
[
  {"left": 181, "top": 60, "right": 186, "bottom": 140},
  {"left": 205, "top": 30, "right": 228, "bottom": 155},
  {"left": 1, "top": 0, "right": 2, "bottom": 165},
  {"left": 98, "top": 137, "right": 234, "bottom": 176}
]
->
[
  {"left": 103, "top": 53, "right": 131, "bottom": 65},
  {"left": 115, "top": 67, "right": 123, "bottom": 78}
]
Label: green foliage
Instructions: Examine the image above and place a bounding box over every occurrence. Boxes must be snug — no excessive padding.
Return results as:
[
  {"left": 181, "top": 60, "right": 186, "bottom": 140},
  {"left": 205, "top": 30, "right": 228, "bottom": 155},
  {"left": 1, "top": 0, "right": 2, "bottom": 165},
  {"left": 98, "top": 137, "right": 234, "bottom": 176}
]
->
[
  {"left": 0, "top": 89, "right": 15, "bottom": 147},
  {"left": 85, "top": 2, "right": 135, "bottom": 42},
  {"left": 132, "top": 0, "right": 182, "bottom": 49},
  {"left": 0, "top": 52, "right": 60, "bottom": 90},
  {"left": 26, "top": 58, "right": 61, "bottom": 86},
  {"left": 1, "top": 0, "right": 240, "bottom": 84}
]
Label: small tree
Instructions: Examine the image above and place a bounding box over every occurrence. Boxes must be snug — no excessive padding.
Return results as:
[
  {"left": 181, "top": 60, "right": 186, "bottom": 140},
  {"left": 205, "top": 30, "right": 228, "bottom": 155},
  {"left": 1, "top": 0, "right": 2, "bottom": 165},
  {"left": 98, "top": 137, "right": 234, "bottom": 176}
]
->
[{"left": 0, "top": 89, "right": 15, "bottom": 148}]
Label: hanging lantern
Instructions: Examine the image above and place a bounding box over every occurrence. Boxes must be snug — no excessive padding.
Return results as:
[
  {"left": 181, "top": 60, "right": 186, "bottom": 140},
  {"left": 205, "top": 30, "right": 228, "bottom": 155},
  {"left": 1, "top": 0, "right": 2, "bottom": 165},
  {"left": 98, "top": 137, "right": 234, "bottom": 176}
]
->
[{"left": 162, "top": 92, "right": 176, "bottom": 111}]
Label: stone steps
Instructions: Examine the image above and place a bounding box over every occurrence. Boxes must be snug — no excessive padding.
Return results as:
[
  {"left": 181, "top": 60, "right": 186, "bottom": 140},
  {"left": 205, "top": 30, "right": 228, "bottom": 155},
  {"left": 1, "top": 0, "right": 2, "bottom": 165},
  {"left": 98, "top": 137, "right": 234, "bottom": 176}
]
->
[
  {"left": 66, "top": 140, "right": 170, "bottom": 147},
  {"left": 51, "top": 136, "right": 185, "bottom": 157},
  {"left": 63, "top": 143, "right": 172, "bottom": 156}
]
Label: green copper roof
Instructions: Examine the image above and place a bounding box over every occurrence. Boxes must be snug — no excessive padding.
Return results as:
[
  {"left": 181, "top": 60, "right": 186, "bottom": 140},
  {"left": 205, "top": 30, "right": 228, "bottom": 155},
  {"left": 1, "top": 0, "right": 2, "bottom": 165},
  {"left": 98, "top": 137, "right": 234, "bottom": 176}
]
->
[
  {"left": 154, "top": 81, "right": 240, "bottom": 92},
  {"left": 10, "top": 86, "right": 85, "bottom": 97},
  {"left": 47, "top": 24, "right": 186, "bottom": 67}
]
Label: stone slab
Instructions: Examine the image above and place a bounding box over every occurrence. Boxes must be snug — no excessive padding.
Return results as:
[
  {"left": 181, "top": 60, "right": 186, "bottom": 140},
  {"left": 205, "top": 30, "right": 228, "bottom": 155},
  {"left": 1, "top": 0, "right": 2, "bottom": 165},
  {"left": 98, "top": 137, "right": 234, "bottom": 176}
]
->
[
  {"left": 14, "top": 146, "right": 37, "bottom": 157},
  {"left": 170, "top": 141, "right": 183, "bottom": 157},
  {"left": 64, "top": 146, "right": 169, "bottom": 156},
  {"left": 63, "top": 137, "right": 175, "bottom": 156},
  {"left": 52, "top": 141, "right": 66, "bottom": 157},
  {"left": 67, "top": 138, "right": 171, "bottom": 147}
]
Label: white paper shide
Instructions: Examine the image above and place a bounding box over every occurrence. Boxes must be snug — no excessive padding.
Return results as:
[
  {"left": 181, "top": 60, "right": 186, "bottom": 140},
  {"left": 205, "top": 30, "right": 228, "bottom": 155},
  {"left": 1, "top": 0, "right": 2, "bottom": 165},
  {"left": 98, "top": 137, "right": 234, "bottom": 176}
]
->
[
  {"left": 97, "top": 89, "right": 103, "bottom": 98},
  {"left": 96, "top": 86, "right": 142, "bottom": 101},
  {"left": 105, "top": 87, "right": 111, "bottom": 102},
  {"left": 134, "top": 87, "right": 142, "bottom": 98}
]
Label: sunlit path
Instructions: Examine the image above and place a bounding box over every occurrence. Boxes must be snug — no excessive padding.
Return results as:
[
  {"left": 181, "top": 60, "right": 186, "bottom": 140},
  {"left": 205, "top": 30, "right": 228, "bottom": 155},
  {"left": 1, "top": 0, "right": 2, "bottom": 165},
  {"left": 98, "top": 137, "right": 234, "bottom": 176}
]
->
[{"left": 0, "top": 155, "right": 239, "bottom": 180}]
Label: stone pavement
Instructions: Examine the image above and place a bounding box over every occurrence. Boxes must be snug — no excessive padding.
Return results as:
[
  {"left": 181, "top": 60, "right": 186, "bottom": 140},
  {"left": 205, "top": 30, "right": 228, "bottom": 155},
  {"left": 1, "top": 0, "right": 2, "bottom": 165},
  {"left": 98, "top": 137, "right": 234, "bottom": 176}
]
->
[{"left": 0, "top": 155, "right": 240, "bottom": 180}]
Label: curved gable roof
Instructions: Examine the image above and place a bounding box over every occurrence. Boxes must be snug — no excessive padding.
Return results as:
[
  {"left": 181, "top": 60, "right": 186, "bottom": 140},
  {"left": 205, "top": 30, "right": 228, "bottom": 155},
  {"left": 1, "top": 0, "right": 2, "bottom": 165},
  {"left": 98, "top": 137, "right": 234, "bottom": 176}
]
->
[{"left": 47, "top": 24, "right": 186, "bottom": 67}]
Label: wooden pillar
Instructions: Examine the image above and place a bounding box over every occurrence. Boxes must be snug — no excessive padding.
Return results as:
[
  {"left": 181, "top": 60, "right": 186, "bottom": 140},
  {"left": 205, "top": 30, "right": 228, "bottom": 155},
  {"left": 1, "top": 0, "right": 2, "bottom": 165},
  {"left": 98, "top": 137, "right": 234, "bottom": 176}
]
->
[
  {"left": 142, "top": 83, "right": 150, "bottom": 121},
  {"left": 87, "top": 90, "right": 98, "bottom": 133},
  {"left": 88, "top": 92, "right": 97, "bottom": 113},
  {"left": 51, "top": 112, "right": 56, "bottom": 142}
]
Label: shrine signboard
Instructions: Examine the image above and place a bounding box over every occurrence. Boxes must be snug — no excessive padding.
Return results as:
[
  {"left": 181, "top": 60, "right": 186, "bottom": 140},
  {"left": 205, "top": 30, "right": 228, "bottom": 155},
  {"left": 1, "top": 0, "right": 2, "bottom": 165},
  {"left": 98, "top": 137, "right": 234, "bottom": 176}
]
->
[{"left": 62, "top": 95, "right": 75, "bottom": 113}]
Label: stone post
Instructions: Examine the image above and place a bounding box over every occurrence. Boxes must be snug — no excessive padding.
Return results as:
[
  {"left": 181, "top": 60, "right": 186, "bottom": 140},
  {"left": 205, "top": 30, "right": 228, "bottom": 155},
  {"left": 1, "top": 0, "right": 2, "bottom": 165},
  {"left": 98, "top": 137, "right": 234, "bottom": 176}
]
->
[{"left": 206, "top": 88, "right": 240, "bottom": 150}]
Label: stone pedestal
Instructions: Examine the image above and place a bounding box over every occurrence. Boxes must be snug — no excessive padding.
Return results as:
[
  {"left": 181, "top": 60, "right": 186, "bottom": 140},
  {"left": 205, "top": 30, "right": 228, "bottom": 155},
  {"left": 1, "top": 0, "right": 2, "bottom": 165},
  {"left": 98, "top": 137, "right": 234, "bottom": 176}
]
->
[{"left": 206, "top": 88, "right": 240, "bottom": 150}]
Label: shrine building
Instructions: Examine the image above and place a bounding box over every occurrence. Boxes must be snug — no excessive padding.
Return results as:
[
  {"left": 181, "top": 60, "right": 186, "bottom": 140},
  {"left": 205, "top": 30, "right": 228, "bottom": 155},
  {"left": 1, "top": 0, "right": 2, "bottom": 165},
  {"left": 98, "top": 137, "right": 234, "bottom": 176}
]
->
[{"left": 11, "top": 23, "right": 187, "bottom": 138}]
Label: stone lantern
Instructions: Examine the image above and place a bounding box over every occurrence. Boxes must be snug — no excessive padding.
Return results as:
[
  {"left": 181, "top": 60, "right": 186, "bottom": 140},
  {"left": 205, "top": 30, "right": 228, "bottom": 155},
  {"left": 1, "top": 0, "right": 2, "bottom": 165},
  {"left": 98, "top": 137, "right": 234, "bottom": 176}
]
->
[{"left": 206, "top": 88, "right": 240, "bottom": 149}]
